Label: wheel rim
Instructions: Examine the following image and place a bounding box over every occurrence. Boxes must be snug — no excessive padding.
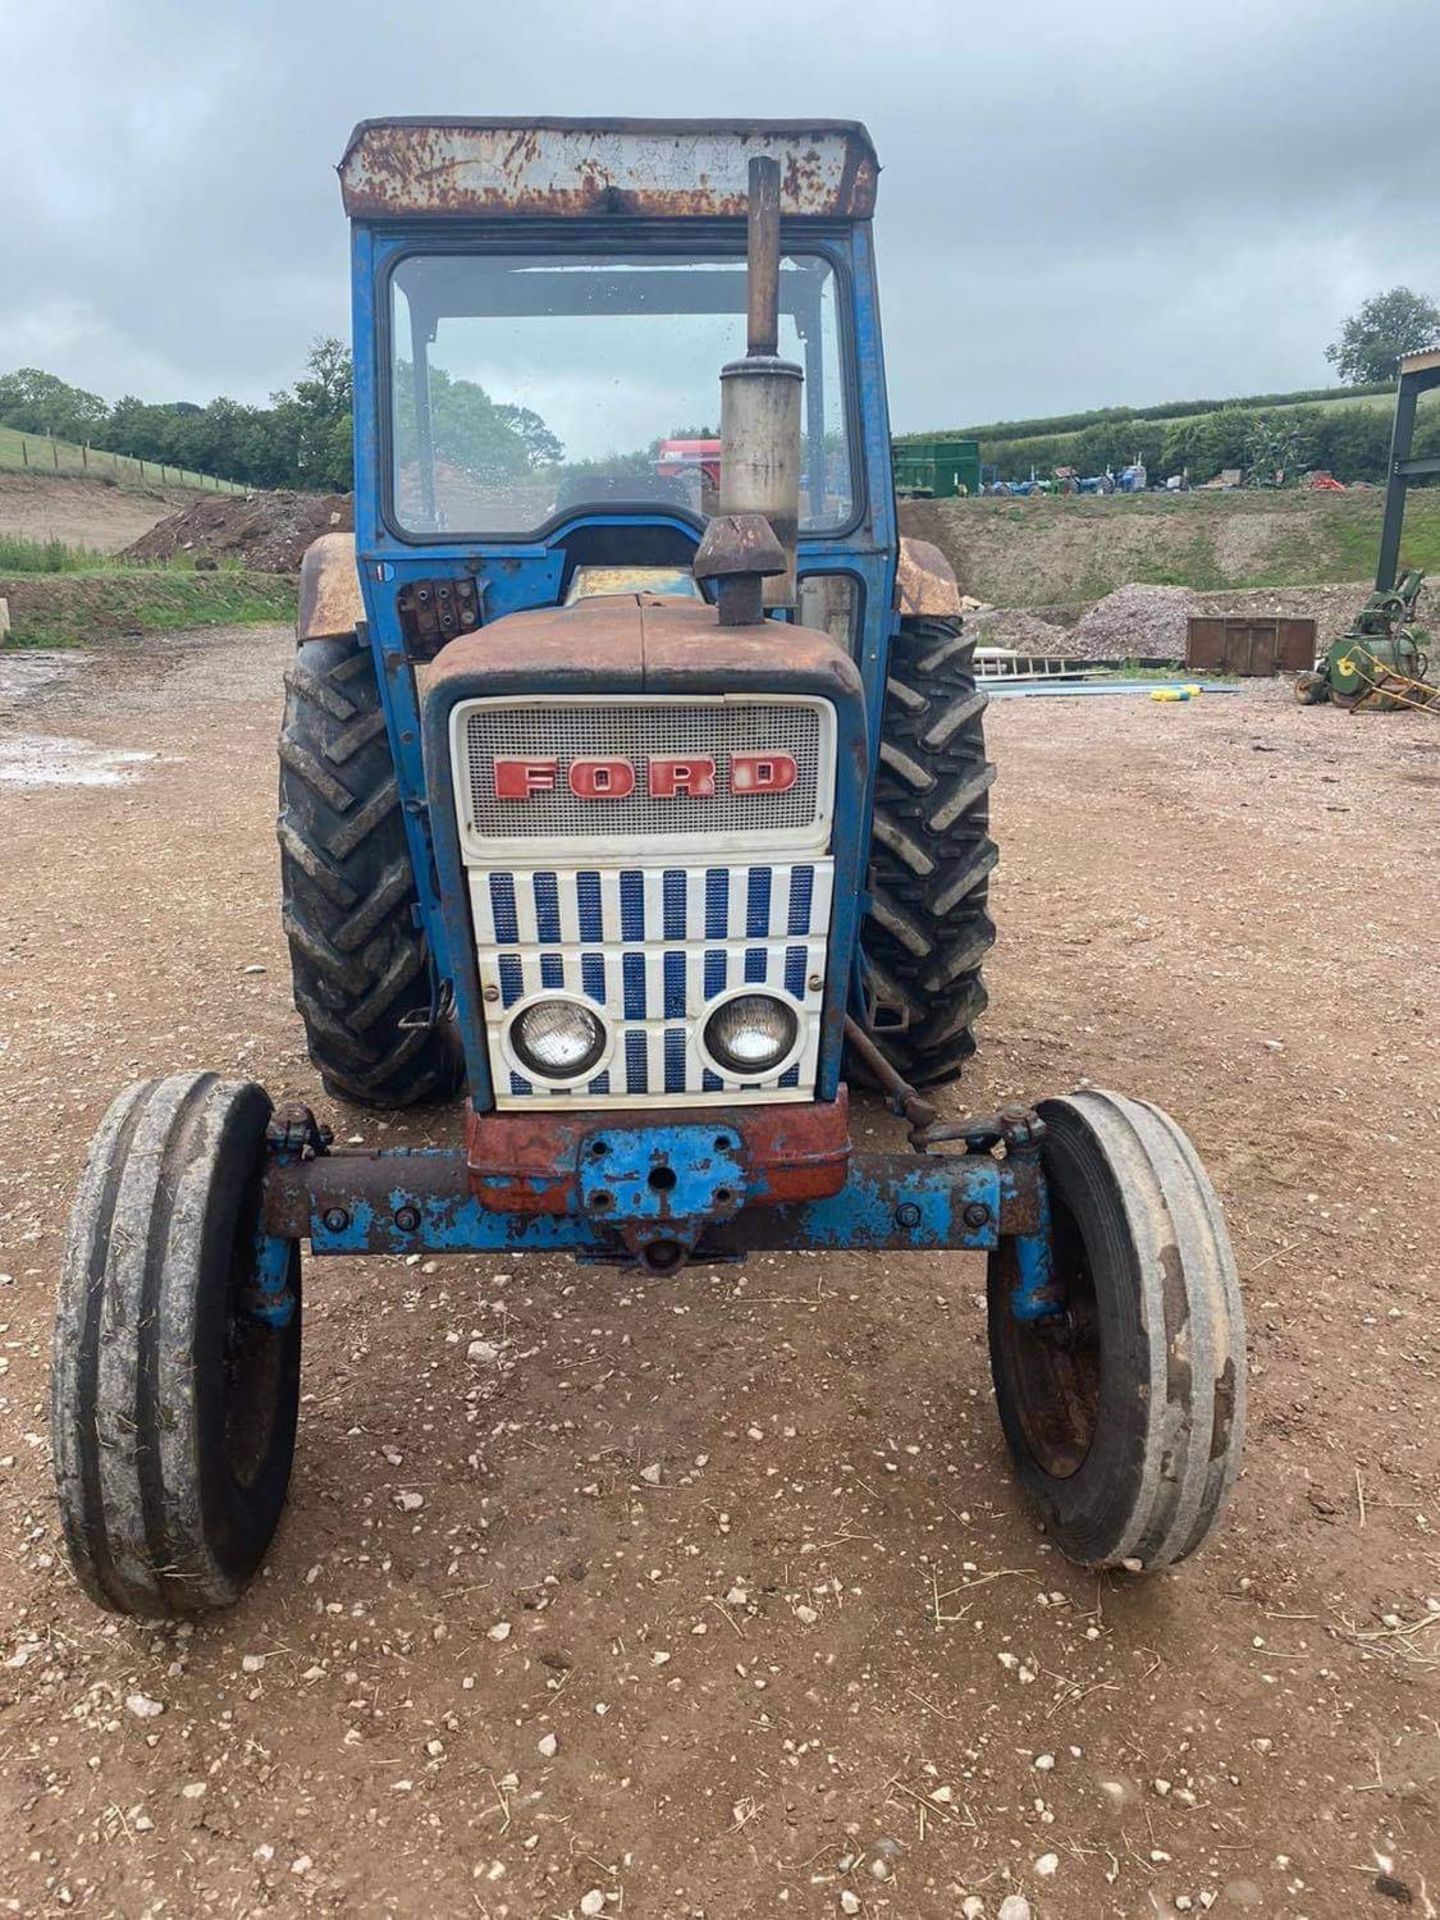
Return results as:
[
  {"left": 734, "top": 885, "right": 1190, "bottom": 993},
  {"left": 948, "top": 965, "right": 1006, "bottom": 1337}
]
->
[
  {"left": 992, "top": 1193, "right": 1100, "bottom": 1479},
  {"left": 222, "top": 1196, "right": 292, "bottom": 1491}
]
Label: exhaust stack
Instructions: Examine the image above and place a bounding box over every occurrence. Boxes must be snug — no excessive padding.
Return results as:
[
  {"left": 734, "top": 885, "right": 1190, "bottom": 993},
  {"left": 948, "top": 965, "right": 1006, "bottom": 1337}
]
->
[{"left": 718, "top": 156, "right": 802, "bottom": 607}]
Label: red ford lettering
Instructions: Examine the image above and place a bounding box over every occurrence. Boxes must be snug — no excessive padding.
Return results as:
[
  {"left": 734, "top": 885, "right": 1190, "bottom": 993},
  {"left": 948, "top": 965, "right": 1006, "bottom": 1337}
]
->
[
  {"left": 569, "top": 757, "right": 637, "bottom": 799},
  {"left": 494, "top": 757, "right": 557, "bottom": 799},
  {"left": 648, "top": 755, "right": 717, "bottom": 798},
  {"left": 729, "top": 752, "right": 798, "bottom": 795}
]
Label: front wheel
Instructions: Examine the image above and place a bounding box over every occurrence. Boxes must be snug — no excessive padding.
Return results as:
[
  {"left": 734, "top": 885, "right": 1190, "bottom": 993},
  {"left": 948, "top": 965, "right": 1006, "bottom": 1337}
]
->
[
  {"left": 987, "top": 1090, "right": 1245, "bottom": 1569},
  {"left": 52, "top": 1075, "right": 301, "bottom": 1615}
]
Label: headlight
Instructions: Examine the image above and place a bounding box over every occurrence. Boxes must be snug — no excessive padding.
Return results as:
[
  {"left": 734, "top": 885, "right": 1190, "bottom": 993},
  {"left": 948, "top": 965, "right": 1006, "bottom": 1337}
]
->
[
  {"left": 703, "top": 993, "right": 798, "bottom": 1077},
  {"left": 510, "top": 999, "right": 607, "bottom": 1080}
]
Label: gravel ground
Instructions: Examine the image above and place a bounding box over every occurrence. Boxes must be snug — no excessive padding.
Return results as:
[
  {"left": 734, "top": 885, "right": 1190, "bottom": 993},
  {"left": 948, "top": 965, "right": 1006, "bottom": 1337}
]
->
[{"left": 1, "top": 627, "right": 1439, "bottom": 1918}]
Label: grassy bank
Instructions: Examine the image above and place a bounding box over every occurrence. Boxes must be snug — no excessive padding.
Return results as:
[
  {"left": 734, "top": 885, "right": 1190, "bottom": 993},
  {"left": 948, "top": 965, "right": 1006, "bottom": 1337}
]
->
[
  {"left": 899, "top": 488, "right": 1440, "bottom": 608},
  {"left": 0, "top": 568, "right": 296, "bottom": 647},
  {"left": 0, "top": 423, "right": 244, "bottom": 493}
]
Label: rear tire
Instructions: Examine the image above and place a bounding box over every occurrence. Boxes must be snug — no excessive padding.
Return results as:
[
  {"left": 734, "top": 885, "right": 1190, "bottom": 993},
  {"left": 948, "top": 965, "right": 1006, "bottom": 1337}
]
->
[
  {"left": 52, "top": 1075, "right": 301, "bottom": 1616},
  {"left": 987, "top": 1090, "right": 1245, "bottom": 1569},
  {"left": 856, "top": 615, "right": 997, "bottom": 1086},
  {"left": 278, "top": 634, "right": 461, "bottom": 1107}
]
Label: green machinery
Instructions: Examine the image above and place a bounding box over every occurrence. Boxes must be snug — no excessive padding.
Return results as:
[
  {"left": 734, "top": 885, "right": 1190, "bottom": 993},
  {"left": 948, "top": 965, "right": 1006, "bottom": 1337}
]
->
[
  {"left": 1299, "top": 347, "right": 1439, "bottom": 711},
  {"left": 1296, "top": 569, "right": 1432, "bottom": 710},
  {"left": 893, "top": 434, "right": 981, "bottom": 499}
]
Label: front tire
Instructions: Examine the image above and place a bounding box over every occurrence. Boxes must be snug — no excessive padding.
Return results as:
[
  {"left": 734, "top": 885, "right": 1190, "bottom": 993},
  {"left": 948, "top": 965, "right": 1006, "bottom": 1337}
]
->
[
  {"left": 278, "top": 634, "right": 461, "bottom": 1108},
  {"left": 52, "top": 1075, "right": 301, "bottom": 1615},
  {"left": 987, "top": 1090, "right": 1245, "bottom": 1569},
  {"left": 857, "top": 615, "right": 997, "bottom": 1087}
]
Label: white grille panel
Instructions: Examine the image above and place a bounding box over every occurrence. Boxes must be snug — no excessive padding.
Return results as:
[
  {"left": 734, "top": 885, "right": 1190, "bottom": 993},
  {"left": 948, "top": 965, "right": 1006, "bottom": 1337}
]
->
[
  {"left": 471, "top": 861, "right": 834, "bottom": 1108},
  {"left": 452, "top": 696, "right": 832, "bottom": 858}
]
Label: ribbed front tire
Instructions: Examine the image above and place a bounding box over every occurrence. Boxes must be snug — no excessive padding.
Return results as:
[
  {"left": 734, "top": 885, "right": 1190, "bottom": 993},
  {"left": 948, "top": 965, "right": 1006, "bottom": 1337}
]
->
[
  {"left": 856, "top": 615, "right": 998, "bottom": 1086},
  {"left": 52, "top": 1075, "right": 300, "bottom": 1615},
  {"left": 278, "top": 635, "right": 460, "bottom": 1108}
]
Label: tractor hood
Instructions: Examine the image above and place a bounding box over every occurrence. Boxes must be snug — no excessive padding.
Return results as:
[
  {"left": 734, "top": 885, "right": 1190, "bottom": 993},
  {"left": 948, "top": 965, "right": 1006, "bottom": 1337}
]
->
[{"left": 418, "top": 593, "right": 865, "bottom": 708}]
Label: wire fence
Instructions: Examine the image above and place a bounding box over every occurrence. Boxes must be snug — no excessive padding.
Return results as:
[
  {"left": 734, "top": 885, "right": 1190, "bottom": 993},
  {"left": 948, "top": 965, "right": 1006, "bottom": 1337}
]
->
[{"left": 0, "top": 427, "right": 248, "bottom": 494}]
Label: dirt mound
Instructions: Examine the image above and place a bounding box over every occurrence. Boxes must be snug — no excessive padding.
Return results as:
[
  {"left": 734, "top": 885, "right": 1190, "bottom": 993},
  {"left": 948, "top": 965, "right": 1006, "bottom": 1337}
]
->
[
  {"left": 1066, "top": 581, "right": 1198, "bottom": 659},
  {"left": 122, "top": 491, "right": 352, "bottom": 572},
  {"left": 969, "top": 606, "right": 1075, "bottom": 656}
]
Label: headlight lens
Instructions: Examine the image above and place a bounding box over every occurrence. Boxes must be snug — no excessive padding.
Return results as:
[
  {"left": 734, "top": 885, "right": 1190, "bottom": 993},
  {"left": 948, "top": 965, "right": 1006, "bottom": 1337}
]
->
[
  {"left": 704, "top": 993, "right": 798, "bottom": 1077},
  {"left": 511, "top": 999, "right": 607, "bottom": 1080}
]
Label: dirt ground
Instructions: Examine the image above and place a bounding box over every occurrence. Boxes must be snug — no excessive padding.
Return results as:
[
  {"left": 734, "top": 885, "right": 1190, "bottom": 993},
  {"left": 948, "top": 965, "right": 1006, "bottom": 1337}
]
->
[
  {"left": 0, "top": 473, "right": 212, "bottom": 555},
  {"left": 1, "top": 628, "right": 1438, "bottom": 1919}
]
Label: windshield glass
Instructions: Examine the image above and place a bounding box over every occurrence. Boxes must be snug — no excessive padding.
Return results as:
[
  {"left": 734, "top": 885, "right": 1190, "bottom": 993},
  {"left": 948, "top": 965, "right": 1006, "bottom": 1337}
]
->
[{"left": 388, "top": 251, "right": 852, "bottom": 536}]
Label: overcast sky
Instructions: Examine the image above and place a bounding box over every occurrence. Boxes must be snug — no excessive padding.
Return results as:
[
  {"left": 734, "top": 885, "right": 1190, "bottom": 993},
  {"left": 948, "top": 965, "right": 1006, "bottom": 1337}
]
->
[{"left": 4, "top": 0, "right": 1438, "bottom": 434}]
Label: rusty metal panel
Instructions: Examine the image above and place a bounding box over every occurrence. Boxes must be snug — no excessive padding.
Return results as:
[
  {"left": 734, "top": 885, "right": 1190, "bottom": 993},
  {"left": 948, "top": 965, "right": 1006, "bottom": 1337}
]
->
[
  {"left": 1274, "top": 618, "right": 1318, "bottom": 670},
  {"left": 1185, "top": 615, "right": 1317, "bottom": 676},
  {"left": 296, "top": 532, "right": 364, "bottom": 642},
  {"left": 895, "top": 536, "right": 964, "bottom": 617},
  {"left": 339, "top": 119, "right": 880, "bottom": 221}
]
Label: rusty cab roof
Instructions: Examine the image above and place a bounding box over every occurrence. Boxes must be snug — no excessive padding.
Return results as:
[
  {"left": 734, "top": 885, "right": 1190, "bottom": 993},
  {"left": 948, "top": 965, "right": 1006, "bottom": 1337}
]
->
[{"left": 338, "top": 118, "right": 879, "bottom": 222}]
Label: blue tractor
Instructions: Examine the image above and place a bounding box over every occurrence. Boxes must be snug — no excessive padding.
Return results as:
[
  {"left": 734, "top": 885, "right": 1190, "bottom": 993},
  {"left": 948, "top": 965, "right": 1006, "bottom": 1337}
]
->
[{"left": 52, "top": 120, "right": 1244, "bottom": 1614}]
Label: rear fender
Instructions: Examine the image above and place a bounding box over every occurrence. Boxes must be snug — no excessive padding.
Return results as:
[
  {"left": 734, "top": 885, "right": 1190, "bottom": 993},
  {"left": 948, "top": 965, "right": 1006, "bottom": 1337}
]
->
[
  {"left": 297, "top": 532, "right": 365, "bottom": 642},
  {"left": 895, "top": 536, "right": 964, "bottom": 619}
]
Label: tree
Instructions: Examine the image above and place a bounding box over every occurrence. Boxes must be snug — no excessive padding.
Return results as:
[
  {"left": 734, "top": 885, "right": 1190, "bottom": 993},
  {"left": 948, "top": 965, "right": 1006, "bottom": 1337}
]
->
[
  {"left": 1326, "top": 287, "right": 1440, "bottom": 386},
  {"left": 268, "top": 337, "right": 355, "bottom": 490},
  {"left": 0, "top": 367, "right": 109, "bottom": 441}
]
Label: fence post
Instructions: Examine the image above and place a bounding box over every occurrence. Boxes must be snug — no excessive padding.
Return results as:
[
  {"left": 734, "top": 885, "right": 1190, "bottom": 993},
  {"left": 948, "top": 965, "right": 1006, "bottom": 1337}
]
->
[
  {"left": 139, "top": 460, "right": 145, "bottom": 479},
  {"left": 82, "top": 442, "right": 89, "bottom": 469},
  {"left": 20, "top": 438, "right": 27, "bottom": 468},
  {"left": 52, "top": 438, "right": 59, "bottom": 471}
]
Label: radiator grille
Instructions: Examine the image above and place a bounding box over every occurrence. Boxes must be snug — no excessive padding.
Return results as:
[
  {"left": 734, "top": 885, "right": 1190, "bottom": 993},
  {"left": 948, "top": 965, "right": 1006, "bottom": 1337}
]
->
[
  {"left": 458, "top": 699, "right": 826, "bottom": 846},
  {"left": 470, "top": 861, "right": 833, "bottom": 1108}
]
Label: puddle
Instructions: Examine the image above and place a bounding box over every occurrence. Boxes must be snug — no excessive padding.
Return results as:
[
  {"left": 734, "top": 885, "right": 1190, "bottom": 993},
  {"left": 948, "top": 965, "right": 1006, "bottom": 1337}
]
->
[
  {"left": 0, "top": 734, "right": 156, "bottom": 788},
  {"left": 0, "top": 651, "right": 84, "bottom": 702}
]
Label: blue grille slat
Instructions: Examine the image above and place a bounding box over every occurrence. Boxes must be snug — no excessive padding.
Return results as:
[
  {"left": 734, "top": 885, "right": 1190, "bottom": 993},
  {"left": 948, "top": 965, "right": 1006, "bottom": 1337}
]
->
[
  {"left": 787, "top": 864, "right": 815, "bottom": 935},
  {"left": 663, "top": 869, "right": 686, "bottom": 940},
  {"left": 620, "top": 871, "right": 645, "bottom": 942},
  {"left": 664, "top": 1030, "right": 687, "bottom": 1093},
  {"left": 778, "top": 1065, "right": 801, "bottom": 1089},
  {"left": 581, "top": 953, "right": 606, "bottom": 1005},
  {"left": 540, "top": 953, "right": 563, "bottom": 990},
  {"left": 576, "top": 871, "right": 603, "bottom": 942},
  {"left": 704, "top": 950, "right": 727, "bottom": 999},
  {"left": 705, "top": 869, "right": 729, "bottom": 938},
  {"left": 663, "top": 951, "right": 686, "bottom": 1019},
  {"left": 623, "top": 952, "right": 647, "bottom": 1020},
  {"left": 784, "top": 945, "right": 808, "bottom": 997},
  {"left": 744, "top": 947, "right": 767, "bottom": 984},
  {"left": 509, "top": 1071, "right": 533, "bottom": 1096},
  {"left": 746, "top": 867, "right": 773, "bottom": 937},
  {"left": 702, "top": 1069, "right": 723, "bottom": 1093},
  {"left": 489, "top": 873, "right": 519, "bottom": 942},
  {"left": 533, "top": 873, "right": 561, "bottom": 942},
  {"left": 588, "top": 1071, "right": 610, "bottom": 1096},
  {"left": 498, "top": 955, "right": 524, "bottom": 1006},
  {"left": 625, "top": 1032, "right": 649, "bottom": 1092}
]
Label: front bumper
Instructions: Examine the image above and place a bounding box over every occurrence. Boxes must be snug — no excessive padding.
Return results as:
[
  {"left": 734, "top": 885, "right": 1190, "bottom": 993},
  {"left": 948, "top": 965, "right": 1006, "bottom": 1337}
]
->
[{"left": 261, "top": 1096, "right": 1051, "bottom": 1279}]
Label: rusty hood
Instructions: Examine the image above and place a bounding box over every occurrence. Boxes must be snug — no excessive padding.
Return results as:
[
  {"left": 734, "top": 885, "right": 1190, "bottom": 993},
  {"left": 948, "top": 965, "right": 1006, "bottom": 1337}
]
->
[{"left": 420, "top": 593, "right": 865, "bottom": 707}]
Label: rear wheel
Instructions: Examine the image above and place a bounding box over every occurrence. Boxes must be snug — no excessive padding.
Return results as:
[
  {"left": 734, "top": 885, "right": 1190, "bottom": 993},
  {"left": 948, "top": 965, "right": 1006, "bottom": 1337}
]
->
[
  {"left": 52, "top": 1075, "right": 301, "bottom": 1615},
  {"left": 987, "top": 1090, "right": 1245, "bottom": 1568},
  {"left": 278, "top": 634, "right": 461, "bottom": 1107},
  {"left": 856, "top": 615, "right": 997, "bottom": 1086}
]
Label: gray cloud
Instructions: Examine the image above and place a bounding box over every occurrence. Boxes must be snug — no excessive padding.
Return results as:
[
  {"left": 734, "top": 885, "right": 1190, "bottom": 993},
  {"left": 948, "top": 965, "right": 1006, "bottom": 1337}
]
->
[{"left": 3, "top": 0, "right": 1438, "bottom": 429}]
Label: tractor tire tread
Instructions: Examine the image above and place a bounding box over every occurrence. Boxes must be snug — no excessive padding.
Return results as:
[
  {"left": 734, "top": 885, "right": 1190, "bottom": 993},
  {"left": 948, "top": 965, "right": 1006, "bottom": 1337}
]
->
[
  {"left": 278, "top": 634, "right": 460, "bottom": 1109},
  {"left": 856, "top": 615, "right": 997, "bottom": 1088}
]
